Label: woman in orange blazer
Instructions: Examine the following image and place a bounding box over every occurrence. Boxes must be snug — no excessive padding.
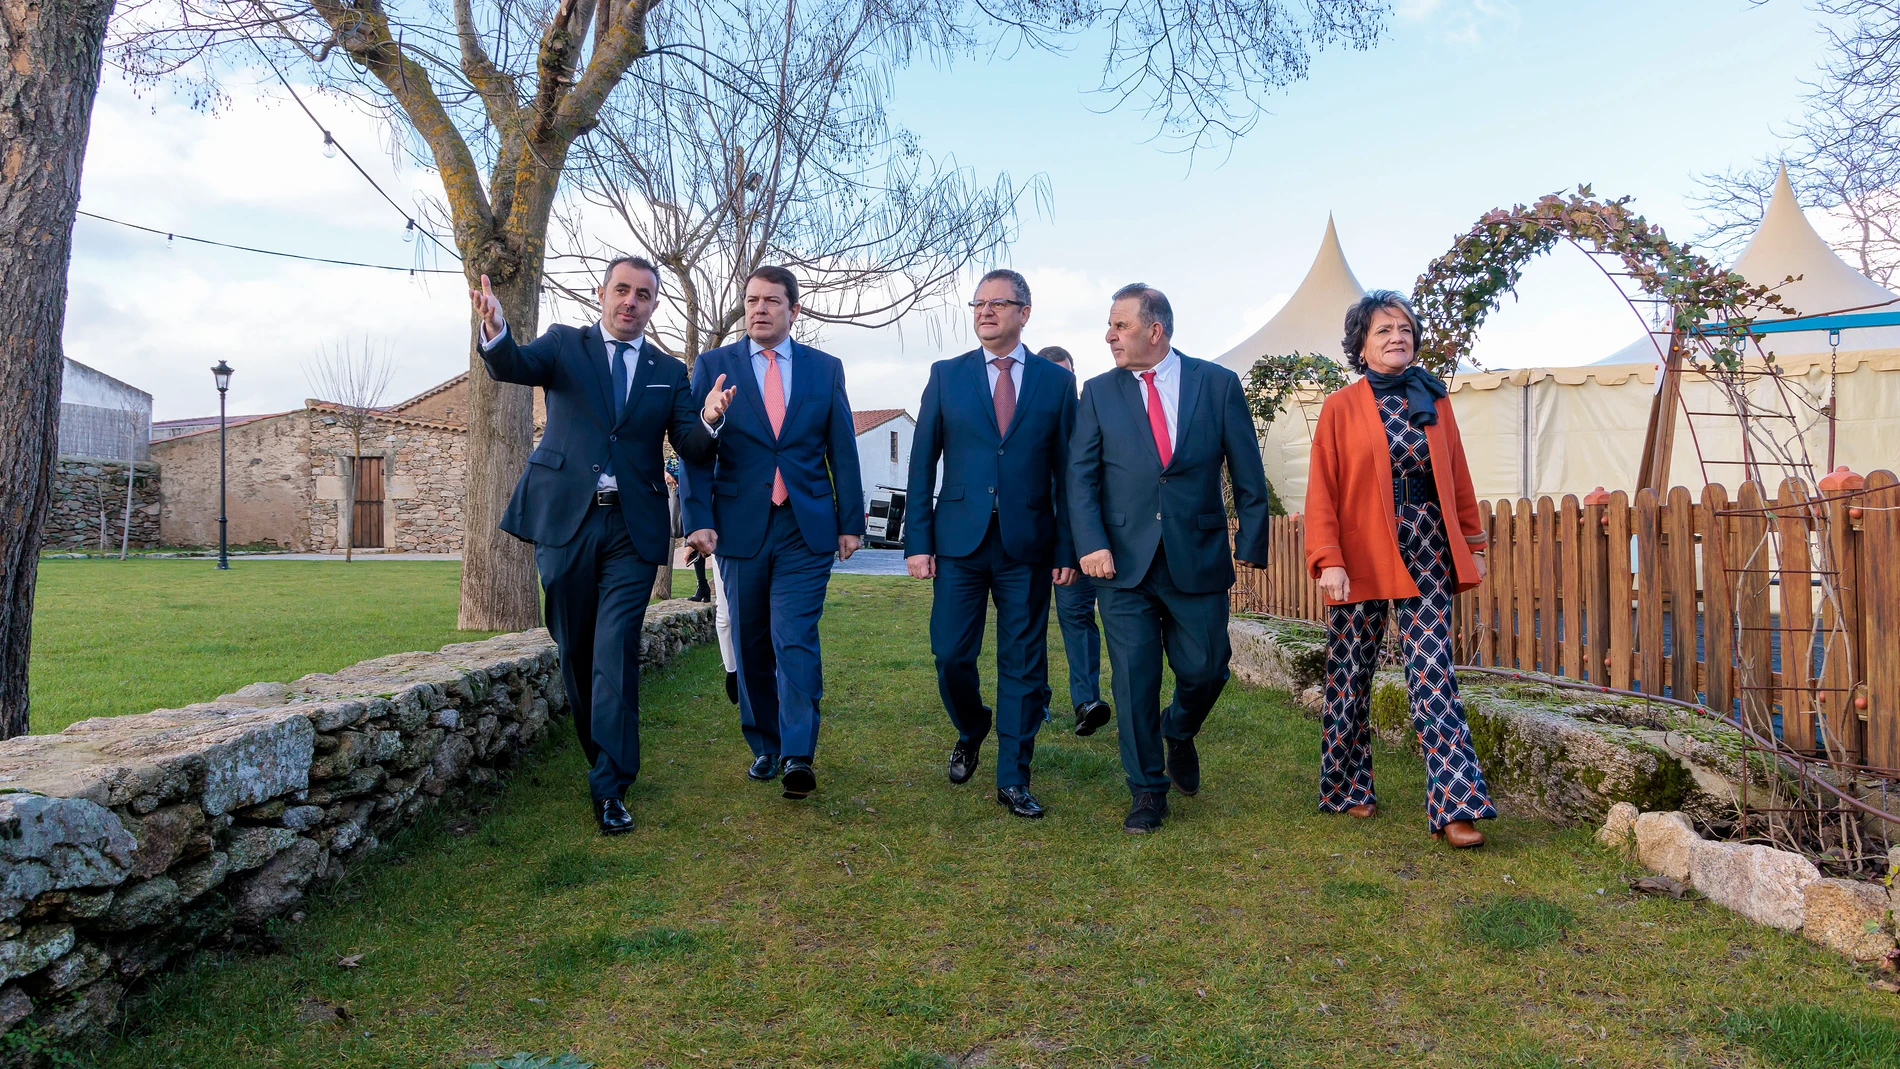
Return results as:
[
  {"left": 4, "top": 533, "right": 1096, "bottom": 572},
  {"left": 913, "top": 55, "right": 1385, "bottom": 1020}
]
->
[{"left": 1305, "top": 291, "right": 1495, "bottom": 848}]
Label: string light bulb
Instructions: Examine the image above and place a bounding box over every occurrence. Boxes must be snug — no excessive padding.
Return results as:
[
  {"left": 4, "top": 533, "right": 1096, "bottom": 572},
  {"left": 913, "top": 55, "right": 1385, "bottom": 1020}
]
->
[
  {"left": 323, "top": 131, "right": 337, "bottom": 159},
  {"left": 403, "top": 218, "right": 415, "bottom": 243}
]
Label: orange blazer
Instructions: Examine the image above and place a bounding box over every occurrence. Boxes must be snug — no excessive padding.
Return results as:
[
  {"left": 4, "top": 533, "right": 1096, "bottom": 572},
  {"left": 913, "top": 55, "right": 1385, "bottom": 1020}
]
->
[{"left": 1304, "top": 378, "right": 1487, "bottom": 605}]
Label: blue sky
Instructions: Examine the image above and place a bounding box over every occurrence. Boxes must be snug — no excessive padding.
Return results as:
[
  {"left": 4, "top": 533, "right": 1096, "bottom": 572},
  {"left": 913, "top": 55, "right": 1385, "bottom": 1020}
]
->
[{"left": 67, "top": 0, "right": 1839, "bottom": 420}]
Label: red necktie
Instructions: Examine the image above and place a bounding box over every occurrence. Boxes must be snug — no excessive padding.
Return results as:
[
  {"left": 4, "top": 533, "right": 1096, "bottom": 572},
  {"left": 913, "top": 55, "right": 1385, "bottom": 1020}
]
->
[
  {"left": 992, "top": 356, "right": 1016, "bottom": 432},
  {"left": 1141, "top": 369, "right": 1172, "bottom": 467},
  {"left": 763, "top": 350, "right": 788, "bottom": 505}
]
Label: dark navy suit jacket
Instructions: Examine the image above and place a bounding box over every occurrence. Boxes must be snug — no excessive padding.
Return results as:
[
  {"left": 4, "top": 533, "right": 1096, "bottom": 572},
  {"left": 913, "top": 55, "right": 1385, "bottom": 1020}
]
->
[
  {"left": 903, "top": 348, "right": 1077, "bottom": 567},
  {"left": 481, "top": 323, "right": 713, "bottom": 559},
  {"left": 1068, "top": 352, "right": 1272, "bottom": 592},
  {"left": 681, "top": 339, "right": 866, "bottom": 560}
]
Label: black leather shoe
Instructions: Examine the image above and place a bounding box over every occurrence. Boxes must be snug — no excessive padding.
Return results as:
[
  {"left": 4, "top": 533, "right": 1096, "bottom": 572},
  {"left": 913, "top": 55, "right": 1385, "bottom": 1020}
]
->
[
  {"left": 1165, "top": 736, "right": 1200, "bottom": 796},
  {"left": 780, "top": 758, "right": 816, "bottom": 799},
  {"left": 947, "top": 742, "right": 981, "bottom": 785},
  {"left": 1123, "top": 791, "right": 1169, "bottom": 834},
  {"left": 996, "top": 785, "right": 1045, "bottom": 819},
  {"left": 1074, "top": 700, "right": 1112, "bottom": 737},
  {"left": 594, "top": 796, "right": 635, "bottom": 836},
  {"left": 725, "top": 671, "right": 739, "bottom": 705},
  {"left": 747, "top": 753, "right": 780, "bottom": 781}
]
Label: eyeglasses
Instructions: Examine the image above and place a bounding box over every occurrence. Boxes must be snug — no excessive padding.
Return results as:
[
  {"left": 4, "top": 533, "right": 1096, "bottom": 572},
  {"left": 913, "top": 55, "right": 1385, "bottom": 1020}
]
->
[{"left": 968, "top": 299, "right": 1026, "bottom": 312}]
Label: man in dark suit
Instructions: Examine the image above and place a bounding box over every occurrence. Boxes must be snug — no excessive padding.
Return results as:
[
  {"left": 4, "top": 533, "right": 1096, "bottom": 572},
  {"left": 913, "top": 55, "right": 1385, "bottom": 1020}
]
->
[
  {"left": 1069, "top": 283, "right": 1271, "bottom": 834},
  {"left": 904, "top": 270, "right": 1077, "bottom": 819},
  {"left": 1035, "top": 345, "right": 1112, "bottom": 739},
  {"left": 471, "top": 258, "right": 731, "bottom": 835},
  {"left": 681, "top": 266, "right": 864, "bottom": 801}
]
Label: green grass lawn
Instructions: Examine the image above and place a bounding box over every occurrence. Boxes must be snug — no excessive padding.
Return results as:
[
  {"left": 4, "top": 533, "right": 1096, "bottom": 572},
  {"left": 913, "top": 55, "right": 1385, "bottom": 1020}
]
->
[
  {"left": 27, "top": 560, "right": 494, "bottom": 734},
  {"left": 27, "top": 567, "right": 1898, "bottom": 1067}
]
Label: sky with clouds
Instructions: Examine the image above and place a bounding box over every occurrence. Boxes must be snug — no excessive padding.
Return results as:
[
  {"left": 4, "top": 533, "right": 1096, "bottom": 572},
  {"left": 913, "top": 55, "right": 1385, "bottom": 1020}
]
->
[{"left": 67, "top": 0, "right": 1841, "bottom": 421}]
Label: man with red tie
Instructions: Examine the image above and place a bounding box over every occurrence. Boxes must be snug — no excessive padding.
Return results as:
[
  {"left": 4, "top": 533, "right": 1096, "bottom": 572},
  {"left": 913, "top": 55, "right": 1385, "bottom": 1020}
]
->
[
  {"left": 1068, "top": 283, "right": 1272, "bottom": 833},
  {"left": 681, "top": 267, "right": 864, "bottom": 801}
]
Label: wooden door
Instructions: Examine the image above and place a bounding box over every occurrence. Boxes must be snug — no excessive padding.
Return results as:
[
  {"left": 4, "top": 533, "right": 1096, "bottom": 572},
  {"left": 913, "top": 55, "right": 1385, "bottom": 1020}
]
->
[{"left": 352, "top": 457, "right": 385, "bottom": 548}]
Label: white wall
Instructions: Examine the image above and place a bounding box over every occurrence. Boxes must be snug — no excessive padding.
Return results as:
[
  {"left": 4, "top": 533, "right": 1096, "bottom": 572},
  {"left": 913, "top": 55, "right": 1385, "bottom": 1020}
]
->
[{"left": 855, "top": 415, "right": 915, "bottom": 510}]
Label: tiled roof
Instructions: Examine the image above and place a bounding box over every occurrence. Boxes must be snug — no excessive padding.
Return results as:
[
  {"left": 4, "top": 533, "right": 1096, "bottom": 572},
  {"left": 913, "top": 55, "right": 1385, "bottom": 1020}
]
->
[{"left": 853, "top": 409, "right": 909, "bottom": 436}]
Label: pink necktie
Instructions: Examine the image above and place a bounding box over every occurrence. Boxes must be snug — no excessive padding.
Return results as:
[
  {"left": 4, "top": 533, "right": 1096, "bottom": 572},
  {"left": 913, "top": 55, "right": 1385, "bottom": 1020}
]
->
[
  {"left": 992, "top": 356, "right": 1017, "bottom": 432},
  {"left": 1141, "top": 369, "right": 1172, "bottom": 468},
  {"left": 763, "top": 350, "right": 789, "bottom": 505}
]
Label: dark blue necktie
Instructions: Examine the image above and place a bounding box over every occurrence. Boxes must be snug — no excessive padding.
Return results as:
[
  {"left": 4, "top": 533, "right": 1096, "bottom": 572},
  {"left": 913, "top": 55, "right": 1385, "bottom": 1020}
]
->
[{"left": 609, "top": 341, "right": 631, "bottom": 423}]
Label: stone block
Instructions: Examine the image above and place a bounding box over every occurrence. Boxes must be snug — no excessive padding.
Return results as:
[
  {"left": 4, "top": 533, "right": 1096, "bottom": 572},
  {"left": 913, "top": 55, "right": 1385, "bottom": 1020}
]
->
[
  {"left": 232, "top": 839, "right": 323, "bottom": 927},
  {"left": 1635, "top": 811, "right": 1698, "bottom": 882},
  {"left": 195, "top": 712, "right": 316, "bottom": 816},
  {"left": 0, "top": 795, "right": 135, "bottom": 919},
  {"left": 226, "top": 826, "right": 297, "bottom": 872},
  {"left": 98, "top": 877, "right": 181, "bottom": 932},
  {"left": 172, "top": 851, "right": 229, "bottom": 902},
  {"left": 309, "top": 730, "right": 369, "bottom": 780},
  {"left": 1597, "top": 802, "right": 1640, "bottom": 851},
  {"left": 1689, "top": 839, "right": 1818, "bottom": 932},
  {"left": 217, "top": 682, "right": 291, "bottom": 707},
  {"left": 0, "top": 984, "right": 31, "bottom": 1033},
  {"left": 29, "top": 943, "right": 110, "bottom": 998},
  {"left": 1803, "top": 878, "right": 1894, "bottom": 960},
  {"left": 281, "top": 805, "right": 324, "bottom": 831},
  {"left": 124, "top": 804, "right": 205, "bottom": 880},
  {"left": 0, "top": 925, "right": 74, "bottom": 984},
  {"left": 425, "top": 735, "right": 474, "bottom": 796}
]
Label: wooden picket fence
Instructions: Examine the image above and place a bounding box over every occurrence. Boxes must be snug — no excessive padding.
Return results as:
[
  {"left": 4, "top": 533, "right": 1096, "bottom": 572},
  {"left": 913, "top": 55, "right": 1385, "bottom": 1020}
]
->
[{"left": 1231, "top": 472, "right": 1900, "bottom": 771}]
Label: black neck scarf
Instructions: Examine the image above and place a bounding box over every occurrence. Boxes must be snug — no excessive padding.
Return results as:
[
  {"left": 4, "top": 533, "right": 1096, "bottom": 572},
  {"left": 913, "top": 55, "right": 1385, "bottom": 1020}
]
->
[{"left": 1365, "top": 364, "right": 1447, "bottom": 427}]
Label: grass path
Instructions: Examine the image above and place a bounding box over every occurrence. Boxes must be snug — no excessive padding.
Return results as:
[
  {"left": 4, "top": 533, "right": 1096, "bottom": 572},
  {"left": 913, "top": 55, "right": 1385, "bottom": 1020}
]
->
[{"left": 36, "top": 570, "right": 1896, "bottom": 1067}]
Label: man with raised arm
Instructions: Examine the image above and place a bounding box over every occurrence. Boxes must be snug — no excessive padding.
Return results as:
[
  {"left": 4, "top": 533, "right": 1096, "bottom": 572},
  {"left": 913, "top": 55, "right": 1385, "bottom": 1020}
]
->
[
  {"left": 904, "top": 270, "right": 1078, "bottom": 819},
  {"left": 471, "top": 260, "right": 733, "bottom": 835},
  {"left": 680, "top": 266, "right": 864, "bottom": 802}
]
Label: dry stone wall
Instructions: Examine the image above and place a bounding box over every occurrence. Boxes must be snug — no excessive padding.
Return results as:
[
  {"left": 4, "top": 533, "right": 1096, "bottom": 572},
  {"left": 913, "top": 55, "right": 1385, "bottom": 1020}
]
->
[
  {"left": 41, "top": 458, "right": 160, "bottom": 550},
  {"left": 0, "top": 600, "right": 712, "bottom": 1049}
]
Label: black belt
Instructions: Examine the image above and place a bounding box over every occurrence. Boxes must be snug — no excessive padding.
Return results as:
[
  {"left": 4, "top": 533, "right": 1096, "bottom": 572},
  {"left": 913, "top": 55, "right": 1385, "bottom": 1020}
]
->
[
  {"left": 593, "top": 489, "right": 620, "bottom": 507},
  {"left": 1393, "top": 472, "right": 1436, "bottom": 506}
]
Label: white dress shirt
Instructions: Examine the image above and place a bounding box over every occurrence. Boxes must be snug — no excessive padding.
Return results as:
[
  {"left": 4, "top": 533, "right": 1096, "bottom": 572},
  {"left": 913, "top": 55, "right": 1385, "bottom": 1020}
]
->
[
  {"left": 1130, "top": 347, "right": 1182, "bottom": 451},
  {"left": 480, "top": 315, "right": 658, "bottom": 491},
  {"left": 982, "top": 342, "right": 1028, "bottom": 402}
]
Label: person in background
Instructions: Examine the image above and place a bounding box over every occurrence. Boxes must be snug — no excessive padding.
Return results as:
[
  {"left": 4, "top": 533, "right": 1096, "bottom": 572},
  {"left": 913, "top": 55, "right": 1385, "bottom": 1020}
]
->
[
  {"left": 904, "top": 270, "right": 1077, "bottom": 820},
  {"left": 1035, "top": 345, "right": 1112, "bottom": 738},
  {"left": 1304, "top": 290, "right": 1495, "bottom": 849},
  {"left": 681, "top": 265, "right": 865, "bottom": 801},
  {"left": 668, "top": 455, "right": 712, "bottom": 603},
  {"left": 1069, "top": 283, "right": 1271, "bottom": 835}
]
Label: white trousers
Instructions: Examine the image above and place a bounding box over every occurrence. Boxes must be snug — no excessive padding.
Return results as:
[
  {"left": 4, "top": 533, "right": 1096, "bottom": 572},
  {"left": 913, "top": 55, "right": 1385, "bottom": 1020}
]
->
[{"left": 710, "top": 554, "right": 736, "bottom": 672}]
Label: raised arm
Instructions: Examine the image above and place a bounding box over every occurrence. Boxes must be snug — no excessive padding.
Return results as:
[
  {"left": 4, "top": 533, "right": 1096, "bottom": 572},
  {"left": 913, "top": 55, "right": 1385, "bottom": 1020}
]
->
[
  {"left": 1220, "top": 372, "right": 1272, "bottom": 566},
  {"left": 471, "top": 274, "right": 557, "bottom": 387}
]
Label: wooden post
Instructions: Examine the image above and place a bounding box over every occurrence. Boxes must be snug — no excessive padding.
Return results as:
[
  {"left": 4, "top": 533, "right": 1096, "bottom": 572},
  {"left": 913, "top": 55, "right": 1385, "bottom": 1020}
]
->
[{"left": 1636, "top": 333, "right": 1685, "bottom": 494}]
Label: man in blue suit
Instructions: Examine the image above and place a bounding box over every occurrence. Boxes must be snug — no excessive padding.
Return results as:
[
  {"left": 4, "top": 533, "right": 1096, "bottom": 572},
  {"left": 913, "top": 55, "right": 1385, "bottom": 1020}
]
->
[
  {"left": 472, "top": 258, "right": 729, "bottom": 835},
  {"left": 681, "top": 266, "right": 864, "bottom": 801},
  {"left": 904, "top": 270, "right": 1078, "bottom": 819},
  {"left": 1070, "top": 283, "right": 1272, "bottom": 834}
]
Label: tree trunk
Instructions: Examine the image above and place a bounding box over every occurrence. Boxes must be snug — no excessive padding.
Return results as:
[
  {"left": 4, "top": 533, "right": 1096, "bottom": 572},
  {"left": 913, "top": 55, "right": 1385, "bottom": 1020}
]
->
[
  {"left": 652, "top": 536, "right": 677, "bottom": 602},
  {"left": 0, "top": 0, "right": 114, "bottom": 738},
  {"left": 457, "top": 274, "right": 543, "bottom": 631}
]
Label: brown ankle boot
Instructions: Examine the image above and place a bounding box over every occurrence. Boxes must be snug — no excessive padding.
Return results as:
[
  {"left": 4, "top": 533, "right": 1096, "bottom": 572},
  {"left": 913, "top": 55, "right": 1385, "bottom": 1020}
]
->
[
  {"left": 1346, "top": 803, "right": 1378, "bottom": 819},
  {"left": 1433, "top": 820, "right": 1485, "bottom": 848}
]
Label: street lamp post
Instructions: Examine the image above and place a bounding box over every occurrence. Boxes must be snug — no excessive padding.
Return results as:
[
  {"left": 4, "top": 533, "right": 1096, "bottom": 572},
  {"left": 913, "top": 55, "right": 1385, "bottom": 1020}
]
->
[{"left": 212, "top": 361, "right": 233, "bottom": 570}]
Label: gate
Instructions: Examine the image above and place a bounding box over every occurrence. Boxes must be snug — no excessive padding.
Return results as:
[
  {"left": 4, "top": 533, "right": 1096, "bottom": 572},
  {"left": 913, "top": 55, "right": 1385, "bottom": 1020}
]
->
[{"left": 352, "top": 457, "right": 385, "bottom": 549}]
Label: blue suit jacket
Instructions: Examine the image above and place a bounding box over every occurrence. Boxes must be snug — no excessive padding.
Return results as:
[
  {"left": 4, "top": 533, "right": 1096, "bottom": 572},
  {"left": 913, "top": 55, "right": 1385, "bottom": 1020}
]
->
[
  {"left": 902, "top": 348, "right": 1077, "bottom": 567},
  {"left": 481, "top": 322, "right": 713, "bottom": 556},
  {"left": 681, "top": 340, "right": 866, "bottom": 560},
  {"left": 1068, "top": 352, "right": 1272, "bottom": 592}
]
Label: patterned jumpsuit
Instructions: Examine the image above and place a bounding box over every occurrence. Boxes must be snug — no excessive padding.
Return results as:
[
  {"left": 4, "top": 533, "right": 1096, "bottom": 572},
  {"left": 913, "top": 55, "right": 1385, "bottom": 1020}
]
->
[{"left": 1318, "top": 391, "right": 1497, "bottom": 831}]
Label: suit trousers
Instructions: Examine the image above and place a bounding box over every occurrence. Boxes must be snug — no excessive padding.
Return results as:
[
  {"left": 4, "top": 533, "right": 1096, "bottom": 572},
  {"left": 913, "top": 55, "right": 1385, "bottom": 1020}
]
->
[
  {"left": 535, "top": 505, "right": 660, "bottom": 801},
  {"left": 1052, "top": 572, "right": 1102, "bottom": 709},
  {"left": 710, "top": 554, "right": 737, "bottom": 673},
  {"left": 1096, "top": 543, "right": 1231, "bottom": 795},
  {"left": 721, "top": 503, "right": 835, "bottom": 761},
  {"left": 931, "top": 515, "right": 1053, "bottom": 789}
]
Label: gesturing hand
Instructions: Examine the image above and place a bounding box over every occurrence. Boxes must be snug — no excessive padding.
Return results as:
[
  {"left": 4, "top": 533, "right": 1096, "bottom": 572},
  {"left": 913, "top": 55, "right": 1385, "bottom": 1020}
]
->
[
  {"left": 701, "top": 373, "right": 738, "bottom": 424},
  {"left": 1318, "top": 566, "right": 1350, "bottom": 603},
  {"left": 1079, "top": 549, "right": 1115, "bottom": 580},
  {"left": 906, "top": 554, "right": 936, "bottom": 579},
  {"left": 469, "top": 274, "right": 505, "bottom": 342}
]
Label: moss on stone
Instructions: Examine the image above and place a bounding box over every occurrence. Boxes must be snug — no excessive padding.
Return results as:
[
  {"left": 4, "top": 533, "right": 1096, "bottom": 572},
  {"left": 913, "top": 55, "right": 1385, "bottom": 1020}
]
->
[
  {"left": 1371, "top": 681, "right": 1414, "bottom": 751},
  {"left": 1614, "top": 745, "right": 1696, "bottom": 813}
]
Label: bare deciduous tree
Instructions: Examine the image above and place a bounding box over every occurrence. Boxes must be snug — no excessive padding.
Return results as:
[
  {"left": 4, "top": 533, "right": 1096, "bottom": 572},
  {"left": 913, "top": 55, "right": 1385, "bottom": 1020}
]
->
[
  {"left": 98, "top": 0, "right": 1387, "bottom": 633},
  {"left": 306, "top": 339, "right": 396, "bottom": 562},
  {"left": 552, "top": 0, "right": 1041, "bottom": 362},
  {"left": 1694, "top": 0, "right": 1900, "bottom": 287}
]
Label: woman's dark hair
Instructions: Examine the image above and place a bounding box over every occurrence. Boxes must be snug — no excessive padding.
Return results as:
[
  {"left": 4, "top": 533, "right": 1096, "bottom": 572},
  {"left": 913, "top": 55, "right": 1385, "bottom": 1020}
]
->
[
  {"left": 747, "top": 265, "right": 801, "bottom": 306},
  {"left": 1341, "top": 289, "right": 1422, "bottom": 374}
]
